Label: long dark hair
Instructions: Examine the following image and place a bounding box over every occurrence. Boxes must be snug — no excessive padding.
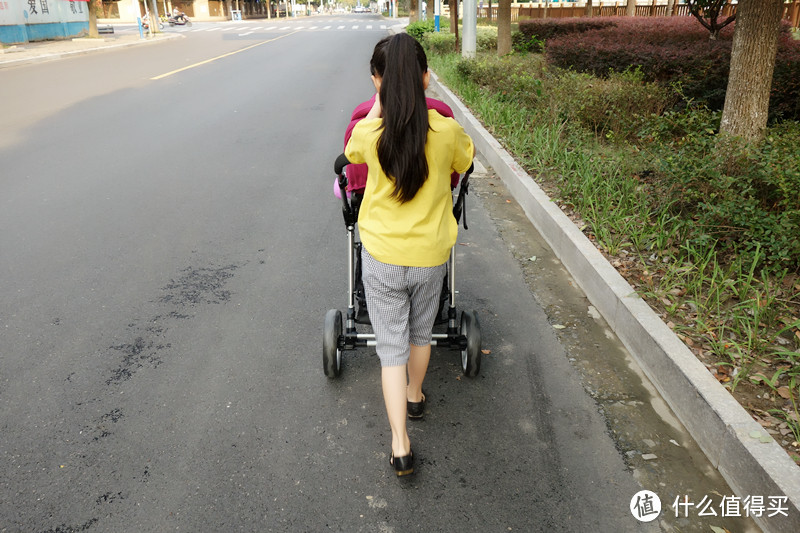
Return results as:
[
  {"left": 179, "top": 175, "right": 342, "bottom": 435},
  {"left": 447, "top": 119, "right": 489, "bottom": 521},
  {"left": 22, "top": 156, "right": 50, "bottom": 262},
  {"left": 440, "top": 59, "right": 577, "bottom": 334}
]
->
[
  {"left": 369, "top": 36, "right": 390, "bottom": 78},
  {"left": 373, "top": 34, "right": 429, "bottom": 203}
]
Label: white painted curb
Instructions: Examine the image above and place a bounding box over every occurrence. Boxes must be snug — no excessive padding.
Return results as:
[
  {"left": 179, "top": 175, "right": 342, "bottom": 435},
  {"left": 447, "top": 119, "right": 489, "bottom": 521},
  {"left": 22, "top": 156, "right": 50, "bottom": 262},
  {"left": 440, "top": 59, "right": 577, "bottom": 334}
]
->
[{"left": 428, "top": 71, "right": 800, "bottom": 533}]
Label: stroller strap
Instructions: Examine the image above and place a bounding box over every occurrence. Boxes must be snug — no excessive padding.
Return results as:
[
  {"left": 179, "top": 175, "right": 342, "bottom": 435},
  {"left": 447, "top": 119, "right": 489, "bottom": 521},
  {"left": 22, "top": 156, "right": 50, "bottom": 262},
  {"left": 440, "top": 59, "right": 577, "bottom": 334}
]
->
[{"left": 453, "top": 162, "right": 474, "bottom": 230}]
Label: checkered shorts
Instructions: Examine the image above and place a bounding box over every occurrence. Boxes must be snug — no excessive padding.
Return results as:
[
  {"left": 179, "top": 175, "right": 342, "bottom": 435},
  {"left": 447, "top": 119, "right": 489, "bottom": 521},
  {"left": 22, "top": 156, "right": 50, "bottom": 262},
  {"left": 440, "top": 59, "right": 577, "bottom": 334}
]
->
[{"left": 361, "top": 247, "right": 447, "bottom": 367}]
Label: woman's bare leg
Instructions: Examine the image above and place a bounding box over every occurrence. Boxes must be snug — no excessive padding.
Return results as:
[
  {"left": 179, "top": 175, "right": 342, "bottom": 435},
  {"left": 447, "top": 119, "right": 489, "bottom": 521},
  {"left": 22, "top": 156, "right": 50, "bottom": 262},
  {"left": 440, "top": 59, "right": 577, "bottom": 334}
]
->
[
  {"left": 407, "top": 343, "right": 430, "bottom": 403},
  {"left": 382, "top": 364, "right": 411, "bottom": 457}
]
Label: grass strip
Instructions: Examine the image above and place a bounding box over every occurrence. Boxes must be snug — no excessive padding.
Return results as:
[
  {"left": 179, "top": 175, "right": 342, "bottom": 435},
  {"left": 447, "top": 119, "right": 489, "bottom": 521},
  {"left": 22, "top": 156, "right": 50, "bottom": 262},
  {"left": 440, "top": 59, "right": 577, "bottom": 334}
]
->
[{"left": 427, "top": 49, "right": 800, "bottom": 461}]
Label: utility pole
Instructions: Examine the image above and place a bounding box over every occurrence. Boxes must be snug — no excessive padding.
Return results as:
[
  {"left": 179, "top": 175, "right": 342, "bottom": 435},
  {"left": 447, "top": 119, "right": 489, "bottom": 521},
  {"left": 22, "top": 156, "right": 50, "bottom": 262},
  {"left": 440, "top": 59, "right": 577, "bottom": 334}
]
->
[
  {"left": 462, "top": 0, "right": 477, "bottom": 58},
  {"left": 149, "top": 0, "right": 160, "bottom": 34}
]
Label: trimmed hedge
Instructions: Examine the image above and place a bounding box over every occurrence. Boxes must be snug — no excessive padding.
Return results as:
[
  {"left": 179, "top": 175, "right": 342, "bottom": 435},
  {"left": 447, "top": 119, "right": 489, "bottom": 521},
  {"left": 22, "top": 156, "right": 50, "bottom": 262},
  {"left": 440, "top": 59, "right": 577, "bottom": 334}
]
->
[
  {"left": 544, "top": 17, "right": 800, "bottom": 121},
  {"left": 419, "top": 26, "right": 498, "bottom": 54},
  {"left": 423, "top": 31, "right": 457, "bottom": 54},
  {"left": 407, "top": 19, "right": 436, "bottom": 41},
  {"left": 475, "top": 26, "right": 498, "bottom": 52},
  {"left": 518, "top": 17, "right": 618, "bottom": 43}
]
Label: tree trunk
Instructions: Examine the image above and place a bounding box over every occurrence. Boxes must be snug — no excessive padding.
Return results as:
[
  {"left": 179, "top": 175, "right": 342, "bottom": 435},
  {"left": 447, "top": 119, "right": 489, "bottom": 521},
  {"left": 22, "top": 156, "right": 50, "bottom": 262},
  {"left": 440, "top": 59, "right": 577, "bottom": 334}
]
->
[
  {"left": 410, "top": 0, "right": 419, "bottom": 22},
  {"left": 719, "top": 0, "right": 784, "bottom": 142},
  {"left": 497, "top": 0, "right": 511, "bottom": 55},
  {"left": 450, "top": 0, "right": 459, "bottom": 52},
  {"left": 88, "top": 0, "right": 102, "bottom": 37},
  {"left": 585, "top": 0, "right": 593, "bottom": 18},
  {"left": 667, "top": 0, "right": 676, "bottom": 16},
  {"left": 626, "top": 0, "right": 636, "bottom": 16}
]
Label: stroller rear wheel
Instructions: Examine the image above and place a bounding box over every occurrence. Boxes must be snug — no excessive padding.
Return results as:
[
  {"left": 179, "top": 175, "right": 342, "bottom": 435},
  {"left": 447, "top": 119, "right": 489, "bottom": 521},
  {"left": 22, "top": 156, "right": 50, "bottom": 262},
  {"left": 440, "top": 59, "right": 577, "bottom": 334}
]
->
[
  {"left": 459, "top": 310, "right": 482, "bottom": 377},
  {"left": 323, "top": 309, "right": 343, "bottom": 378}
]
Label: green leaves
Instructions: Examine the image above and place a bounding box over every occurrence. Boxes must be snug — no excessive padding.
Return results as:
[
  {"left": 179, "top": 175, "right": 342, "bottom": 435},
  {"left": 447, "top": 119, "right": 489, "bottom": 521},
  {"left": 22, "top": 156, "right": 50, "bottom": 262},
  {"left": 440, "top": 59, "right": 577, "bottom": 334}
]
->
[{"left": 407, "top": 19, "right": 436, "bottom": 41}]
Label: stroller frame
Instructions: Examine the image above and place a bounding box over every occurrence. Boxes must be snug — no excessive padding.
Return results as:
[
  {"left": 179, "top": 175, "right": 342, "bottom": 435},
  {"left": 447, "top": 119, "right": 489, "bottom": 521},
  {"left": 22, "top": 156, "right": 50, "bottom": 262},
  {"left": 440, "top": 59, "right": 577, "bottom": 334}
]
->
[{"left": 323, "top": 154, "right": 482, "bottom": 378}]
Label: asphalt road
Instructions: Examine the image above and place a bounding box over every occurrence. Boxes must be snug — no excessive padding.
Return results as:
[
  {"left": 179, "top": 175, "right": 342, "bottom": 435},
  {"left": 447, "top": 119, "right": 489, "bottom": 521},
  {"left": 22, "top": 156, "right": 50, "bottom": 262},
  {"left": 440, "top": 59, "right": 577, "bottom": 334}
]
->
[{"left": 0, "top": 15, "right": 751, "bottom": 532}]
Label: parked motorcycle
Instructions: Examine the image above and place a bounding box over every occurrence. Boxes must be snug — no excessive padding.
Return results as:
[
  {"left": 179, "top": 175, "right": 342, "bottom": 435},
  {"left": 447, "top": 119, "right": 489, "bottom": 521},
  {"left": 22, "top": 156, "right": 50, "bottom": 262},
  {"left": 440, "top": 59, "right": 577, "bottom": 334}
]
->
[
  {"left": 141, "top": 13, "right": 164, "bottom": 31},
  {"left": 168, "top": 12, "right": 192, "bottom": 26}
]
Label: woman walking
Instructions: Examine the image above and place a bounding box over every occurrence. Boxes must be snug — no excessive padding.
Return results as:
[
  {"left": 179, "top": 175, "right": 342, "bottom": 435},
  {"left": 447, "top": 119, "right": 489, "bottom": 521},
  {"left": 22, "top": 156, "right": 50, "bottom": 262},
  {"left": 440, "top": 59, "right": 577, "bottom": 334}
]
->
[{"left": 344, "top": 33, "right": 474, "bottom": 477}]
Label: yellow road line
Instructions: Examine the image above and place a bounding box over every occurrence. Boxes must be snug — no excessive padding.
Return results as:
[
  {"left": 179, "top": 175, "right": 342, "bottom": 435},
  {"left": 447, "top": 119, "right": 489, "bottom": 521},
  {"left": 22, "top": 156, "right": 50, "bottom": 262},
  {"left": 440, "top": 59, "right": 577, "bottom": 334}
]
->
[{"left": 151, "top": 31, "right": 299, "bottom": 81}]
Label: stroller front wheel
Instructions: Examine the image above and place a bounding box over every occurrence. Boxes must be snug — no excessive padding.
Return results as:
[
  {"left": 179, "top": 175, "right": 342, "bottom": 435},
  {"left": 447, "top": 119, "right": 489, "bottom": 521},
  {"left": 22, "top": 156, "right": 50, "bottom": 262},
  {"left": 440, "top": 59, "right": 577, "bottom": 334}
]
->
[
  {"left": 323, "top": 309, "right": 343, "bottom": 378},
  {"left": 459, "top": 310, "right": 482, "bottom": 377}
]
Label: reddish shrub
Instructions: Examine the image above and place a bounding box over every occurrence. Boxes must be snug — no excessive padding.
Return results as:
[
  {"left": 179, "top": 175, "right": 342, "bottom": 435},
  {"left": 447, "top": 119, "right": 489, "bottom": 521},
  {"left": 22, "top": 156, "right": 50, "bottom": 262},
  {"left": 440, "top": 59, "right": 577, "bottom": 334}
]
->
[
  {"left": 545, "top": 17, "right": 731, "bottom": 108},
  {"left": 544, "top": 16, "right": 800, "bottom": 121},
  {"left": 771, "top": 33, "right": 800, "bottom": 121},
  {"left": 518, "top": 17, "right": 618, "bottom": 43}
]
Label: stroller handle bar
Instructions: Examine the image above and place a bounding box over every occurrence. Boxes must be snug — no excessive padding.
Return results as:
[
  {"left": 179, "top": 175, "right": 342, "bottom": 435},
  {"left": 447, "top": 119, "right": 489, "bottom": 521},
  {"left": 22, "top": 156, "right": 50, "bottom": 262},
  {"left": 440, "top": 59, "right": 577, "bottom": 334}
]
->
[
  {"left": 334, "top": 153, "right": 351, "bottom": 176},
  {"left": 333, "top": 154, "right": 474, "bottom": 230},
  {"left": 334, "top": 154, "right": 355, "bottom": 227}
]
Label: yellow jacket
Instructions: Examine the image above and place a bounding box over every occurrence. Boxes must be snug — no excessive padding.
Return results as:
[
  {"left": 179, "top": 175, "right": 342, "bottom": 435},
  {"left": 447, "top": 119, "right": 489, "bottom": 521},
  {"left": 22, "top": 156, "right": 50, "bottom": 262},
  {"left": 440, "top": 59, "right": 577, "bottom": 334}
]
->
[{"left": 345, "top": 110, "right": 474, "bottom": 267}]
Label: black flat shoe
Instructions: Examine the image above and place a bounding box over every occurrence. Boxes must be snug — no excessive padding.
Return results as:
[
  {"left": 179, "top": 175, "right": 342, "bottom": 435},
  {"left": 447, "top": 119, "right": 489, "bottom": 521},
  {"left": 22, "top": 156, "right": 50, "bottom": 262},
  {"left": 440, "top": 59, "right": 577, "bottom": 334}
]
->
[
  {"left": 390, "top": 450, "right": 414, "bottom": 477},
  {"left": 407, "top": 392, "right": 426, "bottom": 420}
]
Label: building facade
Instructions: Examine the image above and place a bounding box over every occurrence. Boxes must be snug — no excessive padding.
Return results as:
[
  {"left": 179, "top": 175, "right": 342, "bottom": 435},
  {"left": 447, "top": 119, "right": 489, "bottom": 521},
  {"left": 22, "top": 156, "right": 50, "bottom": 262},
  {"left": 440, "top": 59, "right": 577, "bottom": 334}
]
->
[
  {"left": 1, "top": 0, "right": 90, "bottom": 43},
  {"left": 100, "top": 0, "right": 271, "bottom": 23}
]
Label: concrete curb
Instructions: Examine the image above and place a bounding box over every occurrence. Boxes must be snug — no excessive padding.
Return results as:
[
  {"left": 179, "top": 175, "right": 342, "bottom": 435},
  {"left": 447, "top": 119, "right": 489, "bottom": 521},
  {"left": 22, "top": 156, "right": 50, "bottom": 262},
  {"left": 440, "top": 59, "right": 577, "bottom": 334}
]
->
[
  {"left": 0, "top": 33, "right": 183, "bottom": 69},
  {"left": 428, "top": 72, "right": 800, "bottom": 533}
]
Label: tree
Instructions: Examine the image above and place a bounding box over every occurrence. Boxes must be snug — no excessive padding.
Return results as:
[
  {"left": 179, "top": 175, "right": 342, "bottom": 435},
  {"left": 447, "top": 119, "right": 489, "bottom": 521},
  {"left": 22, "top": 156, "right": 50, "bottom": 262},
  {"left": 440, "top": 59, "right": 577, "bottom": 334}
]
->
[
  {"left": 626, "top": 0, "right": 636, "bottom": 16},
  {"left": 667, "top": 0, "right": 677, "bottom": 16},
  {"left": 585, "top": 0, "right": 593, "bottom": 18},
  {"left": 409, "top": 0, "right": 419, "bottom": 22},
  {"left": 87, "top": 0, "right": 103, "bottom": 38},
  {"left": 449, "top": 0, "right": 459, "bottom": 53},
  {"left": 719, "top": 0, "right": 785, "bottom": 142},
  {"left": 686, "top": 0, "right": 736, "bottom": 39},
  {"left": 497, "top": 0, "right": 511, "bottom": 55}
]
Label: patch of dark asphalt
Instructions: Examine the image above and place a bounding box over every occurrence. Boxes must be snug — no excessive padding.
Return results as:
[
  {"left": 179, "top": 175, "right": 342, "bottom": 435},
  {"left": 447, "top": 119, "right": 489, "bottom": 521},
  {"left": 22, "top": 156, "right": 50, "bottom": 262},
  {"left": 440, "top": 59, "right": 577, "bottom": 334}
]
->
[
  {"left": 37, "top": 518, "right": 99, "bottom": 533},
  {"left": 106, "top": 336, "right": 165, "bottom": 385},
  {"left": 95, "top": 492, "right": 124, "bottom": 505},
  {"left": 45, "top": 262, "right": 243, "bottom": 530},
  {"left": 159, "top": 264, "right": 238, "bottom": 306},
  {"left": 104, "top": 263, "right": 239, "bottom": 388}
]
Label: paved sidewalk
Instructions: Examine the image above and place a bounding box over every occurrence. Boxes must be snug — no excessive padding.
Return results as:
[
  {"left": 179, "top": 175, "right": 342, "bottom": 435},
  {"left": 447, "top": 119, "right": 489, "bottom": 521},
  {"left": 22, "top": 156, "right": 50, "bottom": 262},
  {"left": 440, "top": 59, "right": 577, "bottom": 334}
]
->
[{"left": 0, "top": 31, "right": 181, "bottom": 69}]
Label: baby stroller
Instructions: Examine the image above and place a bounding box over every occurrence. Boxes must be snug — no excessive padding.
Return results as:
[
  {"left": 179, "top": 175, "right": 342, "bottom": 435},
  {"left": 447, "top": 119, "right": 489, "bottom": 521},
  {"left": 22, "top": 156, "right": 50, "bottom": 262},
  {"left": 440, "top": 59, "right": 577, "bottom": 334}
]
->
[{"left": 322, "top": 153, "right": 482, "bottom": 378}]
